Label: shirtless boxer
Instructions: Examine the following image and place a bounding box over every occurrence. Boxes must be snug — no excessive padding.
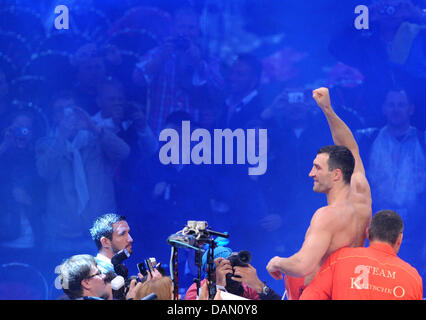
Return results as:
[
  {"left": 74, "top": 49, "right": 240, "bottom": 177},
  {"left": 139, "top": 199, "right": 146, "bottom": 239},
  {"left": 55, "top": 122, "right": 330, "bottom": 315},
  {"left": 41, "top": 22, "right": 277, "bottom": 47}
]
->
[{"left": 266, "top": 87, "right": 372, "bottom": 299}]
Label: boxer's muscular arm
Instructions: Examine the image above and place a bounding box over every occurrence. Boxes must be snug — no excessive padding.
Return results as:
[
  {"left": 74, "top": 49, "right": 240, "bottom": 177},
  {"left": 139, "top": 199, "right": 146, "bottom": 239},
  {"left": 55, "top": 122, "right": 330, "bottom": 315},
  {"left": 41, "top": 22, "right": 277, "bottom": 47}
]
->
[
  {"left": 312, "top": 87, "right": 364, "bottom": 175},
  {"left": 267, "top": 207, "right": 334, "bottom": 279},
  {"left": 312, "top": 88, "right": 370, "bottom": 194}
]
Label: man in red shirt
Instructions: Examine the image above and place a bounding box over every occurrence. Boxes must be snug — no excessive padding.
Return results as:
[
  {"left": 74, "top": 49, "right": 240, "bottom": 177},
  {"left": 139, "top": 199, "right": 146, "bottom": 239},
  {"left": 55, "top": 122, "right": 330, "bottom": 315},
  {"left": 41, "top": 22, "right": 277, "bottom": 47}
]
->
[{"left": 300, "top": 210, "right": 423, "bottom": 300}]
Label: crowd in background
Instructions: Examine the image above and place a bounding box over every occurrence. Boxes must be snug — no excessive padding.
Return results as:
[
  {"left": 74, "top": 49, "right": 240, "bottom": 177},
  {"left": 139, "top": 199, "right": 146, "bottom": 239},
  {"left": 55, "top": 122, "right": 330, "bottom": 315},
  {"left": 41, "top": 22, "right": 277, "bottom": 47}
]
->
[{"left": 0, "top": 0, "right": 424, "bottom": 299}]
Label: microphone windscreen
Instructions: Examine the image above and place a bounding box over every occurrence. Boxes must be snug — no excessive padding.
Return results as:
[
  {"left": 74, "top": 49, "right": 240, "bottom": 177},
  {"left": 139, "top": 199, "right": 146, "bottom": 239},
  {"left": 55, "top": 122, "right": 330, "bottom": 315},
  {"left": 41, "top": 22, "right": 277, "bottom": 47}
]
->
[{"left": 111, "top": 276, "right": 125, "bottom": 290}]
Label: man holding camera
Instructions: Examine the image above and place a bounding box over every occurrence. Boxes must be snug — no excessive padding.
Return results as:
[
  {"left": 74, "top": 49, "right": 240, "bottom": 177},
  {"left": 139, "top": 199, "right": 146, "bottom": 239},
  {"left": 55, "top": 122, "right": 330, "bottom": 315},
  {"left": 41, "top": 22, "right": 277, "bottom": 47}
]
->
[
  {"left": 89, "top": 213, "right": 165, "bottom": 300},
  {"left": 184, "top": 249, "right": 281, "bottom": 300},
  {"left": 132, "top": 6, "right": 223, "bottom": 135},
  {"left": 36, "top": 92, "right": 130, "bottom": 264},
  {"left": 57, "top": 254, "right": 141, "bottom": 300}
]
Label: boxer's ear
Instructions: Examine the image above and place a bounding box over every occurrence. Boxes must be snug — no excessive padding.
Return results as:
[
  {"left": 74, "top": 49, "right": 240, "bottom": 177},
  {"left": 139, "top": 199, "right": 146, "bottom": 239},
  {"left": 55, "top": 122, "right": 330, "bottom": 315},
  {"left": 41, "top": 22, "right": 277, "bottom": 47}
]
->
[{"left": 333, "top": 168, "right": 343, "bottom": 182}]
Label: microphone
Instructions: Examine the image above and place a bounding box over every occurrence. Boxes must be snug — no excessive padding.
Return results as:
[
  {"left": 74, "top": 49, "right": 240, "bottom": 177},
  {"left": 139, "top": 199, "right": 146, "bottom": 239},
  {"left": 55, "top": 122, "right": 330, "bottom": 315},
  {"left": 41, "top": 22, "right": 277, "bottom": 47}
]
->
[
  {"left": 114, "top": 264, "right": 129, "bottom": 279},
  {"left": 111, "top": 249, "right": 131, "bottom": 278},
  {"left": 111, "top": 276, "right": 125, "bottom": 291},
  {"left": 110, "top": 275, "right": 126, "bottom": 300},
  {"left": 111, "top": 248, "right": 131, "bottom": 266}
]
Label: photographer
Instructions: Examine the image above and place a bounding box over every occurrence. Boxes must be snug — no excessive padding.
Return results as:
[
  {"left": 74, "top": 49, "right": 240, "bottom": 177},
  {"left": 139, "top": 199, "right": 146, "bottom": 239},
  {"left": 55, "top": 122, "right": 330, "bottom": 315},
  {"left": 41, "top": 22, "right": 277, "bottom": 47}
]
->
[
  {"left": 89, "top": 213, "right": 134, "bottom": 274},
  {"left": 57, "top": 254, "right": 141, "bottom": 300},
  {"left": 184, "top": 248, "right": 281, "bottom": 300},
  {"left": 132, "top": 5, "right": 223, "bottom": 135},
  {"left": 89, "top": 213, "right": 164, "bottom": 300},
  {"left": 36, "top": 92, "right": 130, "bottom": 262},
  {"left": 0, "top": 109, "right": 46, "bottom": 265}
]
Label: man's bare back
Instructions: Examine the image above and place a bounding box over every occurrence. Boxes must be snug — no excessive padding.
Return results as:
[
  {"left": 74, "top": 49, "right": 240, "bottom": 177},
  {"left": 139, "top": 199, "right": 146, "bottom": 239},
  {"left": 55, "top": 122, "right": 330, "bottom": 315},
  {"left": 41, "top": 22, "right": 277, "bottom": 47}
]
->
[
  {"left": 315, "top": 178, "right": 371, "bottom": 256},
  {"left": 304, "top": 185, "right": 372, "bottom": 283},
  {"left": 266, "top": 87, "right": 372, "bottom": 289}
]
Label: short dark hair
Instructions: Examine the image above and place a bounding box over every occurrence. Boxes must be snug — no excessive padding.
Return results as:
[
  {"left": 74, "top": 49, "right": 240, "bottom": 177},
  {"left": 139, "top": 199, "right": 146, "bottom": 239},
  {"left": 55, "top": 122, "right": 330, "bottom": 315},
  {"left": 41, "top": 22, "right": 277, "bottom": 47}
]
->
[
  {"left": 89, "top": 213, "right": 126, "bottom": 250},
  {"left": 59, "top": 254, "right": 96, "bottom": 299},
  {"left": 369, "top": 210, "right": 403, "bottom": 245},
  {"left": 317, "top": 145, "right": 355, "bottom": 184}
]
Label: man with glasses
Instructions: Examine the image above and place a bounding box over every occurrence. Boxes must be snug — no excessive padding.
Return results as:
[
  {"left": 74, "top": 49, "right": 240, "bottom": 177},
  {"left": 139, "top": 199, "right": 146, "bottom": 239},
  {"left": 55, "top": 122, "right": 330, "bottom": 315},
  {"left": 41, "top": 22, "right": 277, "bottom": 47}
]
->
[
  {"left": 57, "top": 254, "right": 140, "bottom": 300},
  {"left": 57, "top": 254, "right": 111, "bottom": 300}
]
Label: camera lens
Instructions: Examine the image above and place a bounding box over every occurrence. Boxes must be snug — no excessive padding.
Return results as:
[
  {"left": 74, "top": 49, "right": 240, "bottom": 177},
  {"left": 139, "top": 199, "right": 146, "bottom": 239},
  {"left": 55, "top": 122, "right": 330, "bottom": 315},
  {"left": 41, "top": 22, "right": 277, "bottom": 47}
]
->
[{"left": 238, "top": 251, "right": 252, "bottom": 265}]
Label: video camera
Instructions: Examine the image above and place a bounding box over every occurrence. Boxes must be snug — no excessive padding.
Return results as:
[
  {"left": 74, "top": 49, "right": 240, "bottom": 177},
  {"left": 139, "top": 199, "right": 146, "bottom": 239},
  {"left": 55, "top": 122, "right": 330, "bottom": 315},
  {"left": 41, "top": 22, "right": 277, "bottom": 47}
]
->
[{"left": 167, "top": 221, "right": 229, "bottom": 300}]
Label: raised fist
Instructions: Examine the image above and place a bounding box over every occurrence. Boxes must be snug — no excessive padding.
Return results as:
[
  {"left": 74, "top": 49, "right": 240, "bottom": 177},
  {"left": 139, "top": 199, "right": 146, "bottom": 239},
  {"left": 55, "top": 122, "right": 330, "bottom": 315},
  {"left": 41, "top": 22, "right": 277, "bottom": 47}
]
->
[{"left": 312, "top": 87, "right": 331, "bottom": 110}]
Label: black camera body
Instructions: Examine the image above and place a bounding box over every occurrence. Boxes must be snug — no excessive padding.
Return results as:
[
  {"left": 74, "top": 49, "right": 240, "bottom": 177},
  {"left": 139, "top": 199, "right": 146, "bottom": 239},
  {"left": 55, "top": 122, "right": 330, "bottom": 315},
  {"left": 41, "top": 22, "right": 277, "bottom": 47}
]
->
[
  {"left": 227, "top": 250, "right": 252, "bottom": 268},
  {"left": 137, "top": 257, "right": 166, "bottom": 282},
  {"left": 225, "top": 250, "right": 252, "bottom": 295},
  {"left": 111, "top": 248, "right": 131, "bottom": 279}
]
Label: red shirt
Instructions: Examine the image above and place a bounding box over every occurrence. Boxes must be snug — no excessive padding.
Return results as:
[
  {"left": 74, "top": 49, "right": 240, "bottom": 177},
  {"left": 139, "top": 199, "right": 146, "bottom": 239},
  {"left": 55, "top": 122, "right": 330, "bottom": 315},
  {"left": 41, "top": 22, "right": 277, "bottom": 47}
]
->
[{"left": 300, "top": 243, "right": 423, "bottom": 300}]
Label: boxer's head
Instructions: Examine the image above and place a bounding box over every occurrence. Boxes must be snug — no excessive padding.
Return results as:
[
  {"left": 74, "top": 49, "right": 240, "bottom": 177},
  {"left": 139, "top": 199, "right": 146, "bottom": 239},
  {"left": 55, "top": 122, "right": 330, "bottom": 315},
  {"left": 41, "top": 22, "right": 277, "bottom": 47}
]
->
[{"left": 309, "top": 145, "right": 355, "bottom": 193}]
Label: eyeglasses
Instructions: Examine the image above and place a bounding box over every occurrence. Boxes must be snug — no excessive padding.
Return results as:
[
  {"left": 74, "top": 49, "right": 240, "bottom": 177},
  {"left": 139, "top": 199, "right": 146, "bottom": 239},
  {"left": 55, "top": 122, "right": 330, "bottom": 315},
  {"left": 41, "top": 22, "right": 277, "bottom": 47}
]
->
[{"left": 87, "top": 270, "right": 102, "bottom": 279}]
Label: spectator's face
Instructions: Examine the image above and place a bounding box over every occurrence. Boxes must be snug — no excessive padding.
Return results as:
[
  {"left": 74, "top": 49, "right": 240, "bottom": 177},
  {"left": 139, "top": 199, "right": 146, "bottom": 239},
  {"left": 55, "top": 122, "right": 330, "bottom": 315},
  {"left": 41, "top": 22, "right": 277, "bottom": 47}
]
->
[
  {"left": 97, "top": 85, "right": 125, "bottom": 119},
  {"left": 10, "top": 115, "right": 33, "bottom": 149},
  {"left": 84, "top": 266, "right": 110, "bottom": 299},
  {"left": 228, "top": 61, "right": 257, "bottom": 95},
  {"left": 110, "top": 220, "right": 133, "bottom": 255},
  {"left": 382, "top": 91, "right": 413, "bottom": 128},
  {"left": 173, "top": 13, "right": 200, "bottom": 42}
]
